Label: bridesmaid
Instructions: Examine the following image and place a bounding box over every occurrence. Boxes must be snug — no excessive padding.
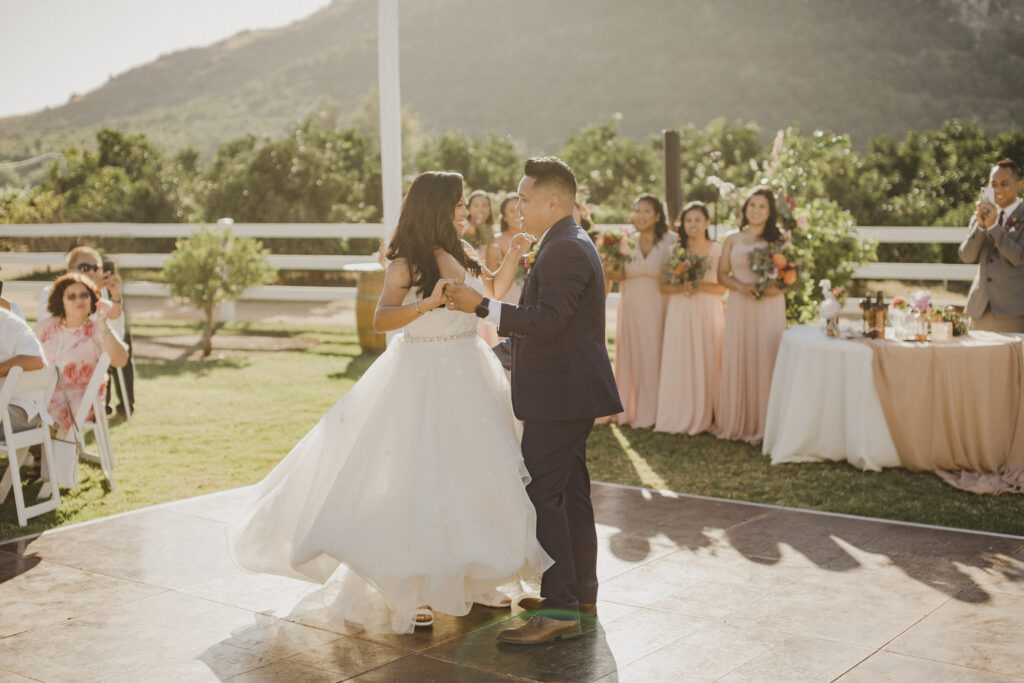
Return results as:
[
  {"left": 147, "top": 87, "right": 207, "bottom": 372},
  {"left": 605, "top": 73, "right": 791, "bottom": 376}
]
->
[
  {"left": 607, "top": 193, "right": 677, "bottom": 428},
  {"left": 714, "top": 186, "right": 789, "bottom": 444},
  {"left": 485, "top": 194, "right": 524, "bottom": 304},
  {"left": 655, "top": 201, "right": 726, "bottom": 434},
  {"left": 480, "top": 194, "right": 523, "bottom": 344},
  {"left": 464, "top": 190, "right": 495, "bottom": 249}
]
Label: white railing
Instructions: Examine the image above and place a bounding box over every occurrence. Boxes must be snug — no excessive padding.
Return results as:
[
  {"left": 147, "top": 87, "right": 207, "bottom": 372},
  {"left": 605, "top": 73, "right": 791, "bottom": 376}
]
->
[{"left": 1, "top": 223, "right": 976, "bottom": 306}]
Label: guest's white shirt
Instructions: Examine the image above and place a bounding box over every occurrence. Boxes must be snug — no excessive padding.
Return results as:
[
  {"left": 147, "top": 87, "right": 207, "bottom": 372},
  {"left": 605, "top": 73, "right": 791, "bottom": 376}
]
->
[
  {"left": 0, "top": 308, "right": 47, "bottom": 421},
  {"left": 993, "top": 198, "right": 1022, "bottom": 230}
]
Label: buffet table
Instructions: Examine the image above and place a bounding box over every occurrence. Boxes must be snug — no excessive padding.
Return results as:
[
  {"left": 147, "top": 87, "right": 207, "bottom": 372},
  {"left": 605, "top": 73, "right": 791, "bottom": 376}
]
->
[{"left": 763, "top": 325, "right": 1024, "bottom": 477}]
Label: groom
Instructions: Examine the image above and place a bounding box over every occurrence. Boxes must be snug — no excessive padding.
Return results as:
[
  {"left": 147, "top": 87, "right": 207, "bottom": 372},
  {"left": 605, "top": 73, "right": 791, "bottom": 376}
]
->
[{"left": 446, "top": 156, "right": 622, "bottom": 644}]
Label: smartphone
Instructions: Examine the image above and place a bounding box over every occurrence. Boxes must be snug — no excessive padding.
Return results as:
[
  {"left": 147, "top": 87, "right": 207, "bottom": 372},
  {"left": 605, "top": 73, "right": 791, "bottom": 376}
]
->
[
  {"left": 980, "top": 187, "right": 996, "bottom": 204},
  {"left": 102, "top": 256, "right": 116, "bottom": 274}
]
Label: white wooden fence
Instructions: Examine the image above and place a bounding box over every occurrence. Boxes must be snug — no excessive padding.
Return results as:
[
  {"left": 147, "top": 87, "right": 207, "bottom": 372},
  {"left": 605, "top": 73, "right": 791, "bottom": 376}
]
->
[{"left": 0, "top": 223, "right": 975, "bottom": 306}]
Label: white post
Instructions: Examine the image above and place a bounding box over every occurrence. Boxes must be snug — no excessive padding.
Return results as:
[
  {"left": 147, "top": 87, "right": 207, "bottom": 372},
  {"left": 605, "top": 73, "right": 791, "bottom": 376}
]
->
[{"left": 377, "top": 0, "right": 402, "bottom": 253}]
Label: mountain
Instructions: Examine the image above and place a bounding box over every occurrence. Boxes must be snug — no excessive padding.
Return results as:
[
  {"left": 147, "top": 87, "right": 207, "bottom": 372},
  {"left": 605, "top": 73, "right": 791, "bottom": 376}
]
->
[{"left": 2, "top": 0, "right": 1022, "bottom": 159}]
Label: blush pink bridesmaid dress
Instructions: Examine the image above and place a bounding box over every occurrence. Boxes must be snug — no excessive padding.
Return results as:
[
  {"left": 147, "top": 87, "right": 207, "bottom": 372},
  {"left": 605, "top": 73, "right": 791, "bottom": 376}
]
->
[
  {"left": 714, "top": 239, "right": 786, "bottom": 444},
  {"left": 654, "top": 242, "right": 725, "bottom": 434},
  {"left": 614, "top": 232, "right": 677, "bottom": 428}
]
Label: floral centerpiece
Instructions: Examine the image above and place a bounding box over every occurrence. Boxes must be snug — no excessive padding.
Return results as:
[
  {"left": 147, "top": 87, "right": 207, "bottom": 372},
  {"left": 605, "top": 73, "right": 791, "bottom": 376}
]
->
[
  {"left": 594, "top": 228, "right": 634, "bottom": 272},
  {"left": 662, "top": 246, "right": 708, "bottom": 288},
  {"left": 749, "top": 245, "right": 799, "bottom": 296},
  {"left": 818, "top": 278, "right": 844, "bottom": 337}
]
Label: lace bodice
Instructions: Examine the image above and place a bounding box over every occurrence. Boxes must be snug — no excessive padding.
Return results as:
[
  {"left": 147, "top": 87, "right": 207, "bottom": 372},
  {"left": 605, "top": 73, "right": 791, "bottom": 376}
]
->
[{"left": 402, "top": 276, "right": 482, "bottom": 342}]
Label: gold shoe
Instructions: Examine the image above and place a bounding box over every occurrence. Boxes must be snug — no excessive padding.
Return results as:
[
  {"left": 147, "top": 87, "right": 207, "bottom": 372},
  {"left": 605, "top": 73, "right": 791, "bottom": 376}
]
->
[{"left": 497, "top": 615, "right": 582, "bottom": 645}]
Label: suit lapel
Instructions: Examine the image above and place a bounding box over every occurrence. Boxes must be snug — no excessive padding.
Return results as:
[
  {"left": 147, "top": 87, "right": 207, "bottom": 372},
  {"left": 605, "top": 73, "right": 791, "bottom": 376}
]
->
[{"left": 1006, "top": 202, "right": 1024, "bottom": 232}]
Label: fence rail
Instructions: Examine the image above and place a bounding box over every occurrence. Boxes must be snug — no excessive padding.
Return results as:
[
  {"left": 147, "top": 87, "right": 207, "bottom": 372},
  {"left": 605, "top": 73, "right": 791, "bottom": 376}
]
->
[{"left": 1, "top": 222, "right": 977, "bottom": 303}]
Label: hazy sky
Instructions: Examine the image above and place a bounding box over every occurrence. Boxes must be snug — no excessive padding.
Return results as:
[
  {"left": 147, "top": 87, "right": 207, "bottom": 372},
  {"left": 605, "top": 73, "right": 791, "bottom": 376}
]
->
[{"left": 0, "top": 0, "right": 331, "bottom": 117}]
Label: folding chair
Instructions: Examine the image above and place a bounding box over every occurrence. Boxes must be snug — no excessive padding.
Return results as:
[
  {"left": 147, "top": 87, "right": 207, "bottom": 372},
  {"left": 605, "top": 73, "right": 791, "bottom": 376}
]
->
[
  {"left": 0, "top": 366, "right": 61, "bottom": 527},
  {"left": 71, "top": 353, "right": 115, "bottom": 490},
  {"left": 38, "top": 353, "right": 116, "bottom": 499}
]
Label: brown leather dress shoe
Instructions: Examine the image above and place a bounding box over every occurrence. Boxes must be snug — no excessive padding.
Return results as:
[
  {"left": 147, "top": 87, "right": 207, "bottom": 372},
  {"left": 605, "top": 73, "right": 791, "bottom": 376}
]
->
[
  {"left": 497, "top": 615, "right": 582, "bottom": 645},
  {"left": 516, "top": 597, "right": 597, "bottom": 618}
]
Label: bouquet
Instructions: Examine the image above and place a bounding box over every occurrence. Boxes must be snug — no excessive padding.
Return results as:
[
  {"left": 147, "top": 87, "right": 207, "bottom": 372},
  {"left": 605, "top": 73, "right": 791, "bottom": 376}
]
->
[
  {"left": 662, "top": 246, "right": 708, "bottom": 288},
  {"left": 749, "top": 245, "right": 798, "bottom": 296},
  {"left": 594, "top": 228, "right": 634, "bottom": 271}
]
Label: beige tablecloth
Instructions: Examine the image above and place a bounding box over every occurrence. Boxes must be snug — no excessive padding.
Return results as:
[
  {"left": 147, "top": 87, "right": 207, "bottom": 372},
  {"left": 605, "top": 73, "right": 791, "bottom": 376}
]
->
[{"left": 864, "top": 331, "right": 1024, "bottom": 477}]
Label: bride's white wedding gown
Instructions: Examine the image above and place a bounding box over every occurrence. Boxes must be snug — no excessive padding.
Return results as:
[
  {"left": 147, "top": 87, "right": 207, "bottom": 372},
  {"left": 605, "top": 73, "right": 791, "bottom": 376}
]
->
[{"left": 229, "top": 277, "right": 549, "bottom": 633}]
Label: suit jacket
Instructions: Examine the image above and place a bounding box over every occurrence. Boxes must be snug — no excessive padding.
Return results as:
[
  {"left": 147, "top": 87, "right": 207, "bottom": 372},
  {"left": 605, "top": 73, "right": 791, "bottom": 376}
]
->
[
  {"left": 959, "top": 201, "right": 1024, "bottom": 318},
  {"left": 495, "top": 216, "right": 622, "bottom": 422}
]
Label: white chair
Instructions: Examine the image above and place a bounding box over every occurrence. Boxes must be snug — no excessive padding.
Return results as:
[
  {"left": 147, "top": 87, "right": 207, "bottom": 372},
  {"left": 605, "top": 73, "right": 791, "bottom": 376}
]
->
[
  {"left": 37, "top": 353, "right": 116, "bottom": 499},
  {"left": 70, "top": 353, "right": 115, "bottom": 490},
  {"left": 0, "top": 366, "right": 61, "bottom": 527}
]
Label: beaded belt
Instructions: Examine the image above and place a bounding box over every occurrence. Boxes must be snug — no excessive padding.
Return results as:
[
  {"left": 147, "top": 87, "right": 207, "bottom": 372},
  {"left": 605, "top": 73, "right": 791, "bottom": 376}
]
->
[{"left": 404, "top": 329, "right": 477, "bottom": 343}]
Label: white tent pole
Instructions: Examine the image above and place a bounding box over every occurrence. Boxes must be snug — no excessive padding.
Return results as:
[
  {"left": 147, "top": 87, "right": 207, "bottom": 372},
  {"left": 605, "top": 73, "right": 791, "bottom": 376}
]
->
[{"left": 377, "top": 0, "right": 402, "bottom": 253}]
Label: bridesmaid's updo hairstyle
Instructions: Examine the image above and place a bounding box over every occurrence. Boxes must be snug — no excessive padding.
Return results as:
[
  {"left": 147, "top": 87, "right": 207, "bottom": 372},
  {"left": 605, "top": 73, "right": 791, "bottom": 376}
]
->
[
  {"left": 48, "top": 272, "right": 100, "bottom": 318},
  {"left": 676, "top": 201, "right": 711, "bottom": 249},
  {"left": 386, "top": 171, "right": 481, "bottom": 298},
  {"left": 739, "top": 185, "right": 783, "bottom": 244},
  {"left": 634, "top": 193, "right": 669, "bottom": 243}
]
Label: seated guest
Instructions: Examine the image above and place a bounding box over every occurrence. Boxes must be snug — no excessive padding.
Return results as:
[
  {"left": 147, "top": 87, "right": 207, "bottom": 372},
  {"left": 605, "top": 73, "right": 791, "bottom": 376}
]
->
[
  {"left": 0, "top": 307, "right": 47, "bottom": 440},
  {"left": 0, "top": 267, "right": 25, "bottom": 320},
  {"left": 37, "top": 246, "right": 134, "bottom": 416},
  {"left": 34, "top": 273, "right": 128, "bottom": 437},
  {"left": 960, "top": 158, "right": 1024, "bottom": 333}
]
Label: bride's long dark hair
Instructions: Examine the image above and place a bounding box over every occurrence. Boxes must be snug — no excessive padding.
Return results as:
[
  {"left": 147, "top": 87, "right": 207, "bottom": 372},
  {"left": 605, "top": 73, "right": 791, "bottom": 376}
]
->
[{"left": 386, "top": 171, "right": 481, "bottom": 297}]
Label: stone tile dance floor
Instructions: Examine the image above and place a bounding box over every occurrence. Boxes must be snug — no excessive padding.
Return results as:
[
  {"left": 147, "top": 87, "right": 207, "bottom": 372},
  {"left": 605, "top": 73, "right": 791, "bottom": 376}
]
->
[{"left": 1, "top": 482, "right": 1022, "bottom": 682}]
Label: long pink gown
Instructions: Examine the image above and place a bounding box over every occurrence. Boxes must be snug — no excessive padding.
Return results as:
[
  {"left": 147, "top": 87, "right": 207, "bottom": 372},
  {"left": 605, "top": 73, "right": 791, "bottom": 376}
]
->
[
  {"left": 714, "top": 238, "right": 786, "bottom": 444},
  {"left": 654, "top": 242, "right": 725, "bottom": 434},
  {"left": 614, "top": 232, "right": 677, "bottom": 428}
]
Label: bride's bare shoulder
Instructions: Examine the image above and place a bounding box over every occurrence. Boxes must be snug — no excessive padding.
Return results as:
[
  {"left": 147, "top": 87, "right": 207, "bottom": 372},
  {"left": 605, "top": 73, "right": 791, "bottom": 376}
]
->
[{"left": 433, "top": 247, "right": 468, "bottom": 280}]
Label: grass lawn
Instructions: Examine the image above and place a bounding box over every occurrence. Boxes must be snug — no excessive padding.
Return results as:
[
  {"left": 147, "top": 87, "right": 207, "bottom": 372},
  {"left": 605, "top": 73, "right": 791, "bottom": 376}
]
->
[{"left": 2, "top": 320, "right": 1022, "bottom": 541}]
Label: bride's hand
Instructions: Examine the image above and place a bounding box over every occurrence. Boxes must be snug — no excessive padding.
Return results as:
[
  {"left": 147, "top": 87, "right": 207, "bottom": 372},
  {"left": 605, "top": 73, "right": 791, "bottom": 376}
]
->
[
  {"left": 424, "top": 278, "right": 454, "bottom": 309},
  {"left": 510, "top": 232, "right": 537, "bottom": 254}
]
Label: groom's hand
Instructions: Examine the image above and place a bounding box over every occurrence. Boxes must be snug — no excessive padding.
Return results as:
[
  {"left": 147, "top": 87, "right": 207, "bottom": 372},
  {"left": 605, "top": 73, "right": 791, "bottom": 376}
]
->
[{"left": 445, "top": 282, "right": 483, "bottom": 313}]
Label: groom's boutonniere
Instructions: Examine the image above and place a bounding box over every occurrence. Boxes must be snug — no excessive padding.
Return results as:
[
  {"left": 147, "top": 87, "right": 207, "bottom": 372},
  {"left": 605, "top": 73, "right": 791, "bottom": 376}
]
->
[
  {"left": 521, "top": 246, "right": 538, "bottom": 274},
  {"left": 1007, "top": 215, "right": 1019, "bottom": 232}
]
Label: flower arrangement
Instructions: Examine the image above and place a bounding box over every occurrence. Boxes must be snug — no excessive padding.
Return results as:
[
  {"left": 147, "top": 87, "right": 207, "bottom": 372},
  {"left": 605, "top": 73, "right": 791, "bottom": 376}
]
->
[
  {"left": 818, "top": 278, "right": 843, "bottom": 336},
  {"left": 749, "top": 245, "right": 799, "bottom": 296},
  {"left": 662, "top": 246, "right": 708, "bottom": 287},
  {"left": 594, "top": 228, "right": 634, "bottom": 271},
  {"left": 516, "top": 244, "right": 539, "bottom": 283},
  {"left": 908, "top": 289, "right": 932, "bottom": 314}
]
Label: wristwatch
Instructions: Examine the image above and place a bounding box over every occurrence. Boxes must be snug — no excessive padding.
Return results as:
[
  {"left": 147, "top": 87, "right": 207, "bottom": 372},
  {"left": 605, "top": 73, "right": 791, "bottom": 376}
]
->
[{"left": 474, "top": 297, "right": 491, "bottom": 319}]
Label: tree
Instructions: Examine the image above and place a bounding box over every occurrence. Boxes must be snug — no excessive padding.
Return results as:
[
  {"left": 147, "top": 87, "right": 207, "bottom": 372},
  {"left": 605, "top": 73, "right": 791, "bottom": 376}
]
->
[
  {"left": 559, "top": 116, "right": 660, "bottom": 221},
  {"left": 162, "top": 226, "right": 276, "bottom": 356}
]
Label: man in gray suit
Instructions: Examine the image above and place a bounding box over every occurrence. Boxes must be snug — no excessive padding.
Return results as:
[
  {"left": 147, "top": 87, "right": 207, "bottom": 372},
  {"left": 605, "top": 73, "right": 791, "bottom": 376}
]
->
[{"left": 959, "top": 158, "right": 1024, "bottom": 333}]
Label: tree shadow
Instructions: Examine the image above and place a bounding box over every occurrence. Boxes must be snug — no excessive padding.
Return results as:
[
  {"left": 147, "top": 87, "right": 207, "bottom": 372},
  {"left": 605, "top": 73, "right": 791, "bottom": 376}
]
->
[{"left": 592, "top": 481, "right": 1023, "bottom": 605}]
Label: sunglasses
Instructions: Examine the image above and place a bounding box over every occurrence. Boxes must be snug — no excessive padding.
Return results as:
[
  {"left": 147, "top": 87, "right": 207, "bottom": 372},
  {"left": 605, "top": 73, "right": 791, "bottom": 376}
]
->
[
  {"left": 63, "top": 292, "right": 93, "bottom": 301},
  {"left": 74, "top": 263, "right": 101, "bottom": 273}
]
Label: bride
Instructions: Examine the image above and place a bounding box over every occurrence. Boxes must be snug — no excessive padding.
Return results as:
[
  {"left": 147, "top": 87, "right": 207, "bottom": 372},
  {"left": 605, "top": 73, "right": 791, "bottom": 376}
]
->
[{"left": 229, "top": 171, "right": 546, "bottom": 634}]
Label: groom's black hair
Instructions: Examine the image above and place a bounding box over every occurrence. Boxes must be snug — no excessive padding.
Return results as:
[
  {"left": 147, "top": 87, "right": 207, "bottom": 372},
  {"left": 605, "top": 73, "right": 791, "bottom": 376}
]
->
[{"left": 525, "top": 156, "right": 577, "bottom": 200}]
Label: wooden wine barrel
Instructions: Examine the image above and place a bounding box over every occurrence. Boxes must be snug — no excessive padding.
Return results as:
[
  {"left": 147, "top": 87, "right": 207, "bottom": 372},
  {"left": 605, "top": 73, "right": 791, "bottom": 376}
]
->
[{"left": 351, "top": 263, "right": 387, "bottom": 354}]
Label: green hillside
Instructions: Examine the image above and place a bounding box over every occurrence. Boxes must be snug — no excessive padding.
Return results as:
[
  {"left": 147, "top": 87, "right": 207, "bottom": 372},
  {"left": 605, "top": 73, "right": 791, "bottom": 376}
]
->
[{"left": 2, "top": 0, "right": 1022, "bottom": 158}]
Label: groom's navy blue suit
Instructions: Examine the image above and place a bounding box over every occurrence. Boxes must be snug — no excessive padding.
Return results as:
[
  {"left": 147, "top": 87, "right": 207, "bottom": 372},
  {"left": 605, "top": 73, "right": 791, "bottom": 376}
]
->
[{"left": 496, "top": 215, "right": 622, "bottom": 616}]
